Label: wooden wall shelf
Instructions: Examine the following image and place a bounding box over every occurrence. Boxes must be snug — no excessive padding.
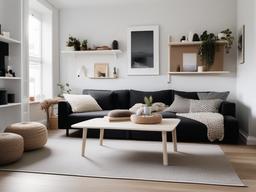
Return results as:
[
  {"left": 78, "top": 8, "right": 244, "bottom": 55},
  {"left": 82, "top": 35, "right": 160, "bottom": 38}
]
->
[
  {"left": 169, "top": 40, "right": 227, "bottom": 74},
  {"left": 168, "top": 71, "right": 230, "bottom": 75}
]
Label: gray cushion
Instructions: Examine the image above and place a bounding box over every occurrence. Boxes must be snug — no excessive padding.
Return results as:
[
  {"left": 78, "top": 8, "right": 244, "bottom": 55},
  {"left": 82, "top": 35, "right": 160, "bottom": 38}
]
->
[
  {"left": 190, "top": 99, "right": 222, "bottom": 113},
  {"left": 108, "top": 110, "right": 132, "bottom": 117},
  {"left": 165, "top": 95, "right": 190, "bottom": 113},
  {"left": 197, "top": 92, "right": 230, "bottom": 100}
]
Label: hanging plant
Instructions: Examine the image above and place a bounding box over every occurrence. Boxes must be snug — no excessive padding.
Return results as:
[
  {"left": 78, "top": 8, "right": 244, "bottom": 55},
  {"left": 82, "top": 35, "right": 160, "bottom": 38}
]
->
[{"left": 198, "top": 31, "right": 217, "bottom": 69}]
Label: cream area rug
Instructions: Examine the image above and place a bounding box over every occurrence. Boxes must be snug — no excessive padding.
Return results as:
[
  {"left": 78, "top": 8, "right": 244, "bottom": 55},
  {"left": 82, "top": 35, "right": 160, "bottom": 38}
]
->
[{"left": 0, "top": 133, "right": 244, "bottom": 187}]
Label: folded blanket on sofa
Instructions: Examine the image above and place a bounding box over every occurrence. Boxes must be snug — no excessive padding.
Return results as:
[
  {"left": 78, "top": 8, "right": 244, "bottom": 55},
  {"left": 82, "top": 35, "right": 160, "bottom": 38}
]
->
[{"left": 177, "top": 112, "right": 224, "bottom": 142}]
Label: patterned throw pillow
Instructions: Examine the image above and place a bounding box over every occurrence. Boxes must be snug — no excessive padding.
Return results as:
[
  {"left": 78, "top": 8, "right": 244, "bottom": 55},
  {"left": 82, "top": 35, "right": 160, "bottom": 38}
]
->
[
  {"left": 190, "top": 99, "right": 222, "bottom": 113},
  {"left": 197, "top": 92, "right": 230, "bottom": 100},
  {"left": 165, "top": 95, "right": 190, "bottom": 113}
]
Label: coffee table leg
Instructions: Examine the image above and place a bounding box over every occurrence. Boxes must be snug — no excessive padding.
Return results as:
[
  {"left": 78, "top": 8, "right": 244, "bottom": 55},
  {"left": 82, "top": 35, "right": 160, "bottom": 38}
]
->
[
  {"left": 99, "top": 129, "right": 104, "bottom": 146},
  {"left": 172, "top": 129, "right": 177, "bottom": 152},
  {"left": 162, "top": 131, "right": 168, "bottom": 166},
  {"left": 82, "top": 128, "right": 88, "bottom": 156}
]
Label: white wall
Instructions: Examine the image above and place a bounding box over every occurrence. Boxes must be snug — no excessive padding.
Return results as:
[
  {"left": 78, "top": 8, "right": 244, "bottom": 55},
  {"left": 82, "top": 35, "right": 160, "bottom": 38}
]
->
[
  {"left": 59, "top": 0, "right": 237, "bottom": 100},
  {"left": 237, "top": 0, "right": 256, "bottom": 144}
]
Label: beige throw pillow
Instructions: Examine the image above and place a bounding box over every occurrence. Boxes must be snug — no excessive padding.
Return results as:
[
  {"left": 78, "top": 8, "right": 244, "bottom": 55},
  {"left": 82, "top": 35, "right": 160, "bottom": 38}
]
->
[
  {"left": 165, "top": 95, "right": 190, "bottom": 113},
  {"left": 63, "top": 94, "right": 102, "bottom": 113},
  {"left": 190, "top": 99, "right": 222, "bottom": 113}
]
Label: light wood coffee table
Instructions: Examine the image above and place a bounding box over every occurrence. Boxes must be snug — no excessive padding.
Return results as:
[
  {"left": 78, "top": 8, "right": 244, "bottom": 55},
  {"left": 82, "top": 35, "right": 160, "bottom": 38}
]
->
[{"left": 72, "top": 118, "right": 180, "bottom": 166}]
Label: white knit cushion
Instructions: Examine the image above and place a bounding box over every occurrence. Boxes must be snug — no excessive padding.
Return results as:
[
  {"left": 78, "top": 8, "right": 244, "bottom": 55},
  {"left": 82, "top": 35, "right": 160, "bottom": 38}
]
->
[
  {"left": 64, "top": 94, "right": 102, "bottom": 113},
  {"left": 165, "top": 95, "right": 190, "bottom": 113},
  {"left": 190, "top": 99, "right": 222, "bottom": 113}
]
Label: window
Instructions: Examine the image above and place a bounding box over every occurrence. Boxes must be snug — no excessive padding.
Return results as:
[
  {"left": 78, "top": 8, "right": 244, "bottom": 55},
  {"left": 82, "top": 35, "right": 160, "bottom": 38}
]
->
[{"left": 29, "top": 13, "right": 42, "bottom": 99}]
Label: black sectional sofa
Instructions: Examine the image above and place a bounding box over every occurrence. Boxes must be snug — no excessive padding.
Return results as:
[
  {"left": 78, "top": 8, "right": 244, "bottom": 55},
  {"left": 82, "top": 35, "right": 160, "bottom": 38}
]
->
[{"left": 58, "top": 89, "right": 239, "bottom": 144}]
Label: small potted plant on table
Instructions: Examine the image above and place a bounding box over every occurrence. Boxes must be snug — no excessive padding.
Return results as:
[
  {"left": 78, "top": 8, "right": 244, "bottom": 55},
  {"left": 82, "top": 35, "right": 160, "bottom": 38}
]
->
[{"left": 144, "top": 96, "right": 153, "bottom": 116}]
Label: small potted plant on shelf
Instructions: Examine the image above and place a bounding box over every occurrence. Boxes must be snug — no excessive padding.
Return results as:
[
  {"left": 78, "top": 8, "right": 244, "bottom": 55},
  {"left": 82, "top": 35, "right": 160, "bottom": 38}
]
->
[
  {"left": 198, "top": 31, "right": 217, "bottom": 71},
  {"left": 66, "top": 35, "right": 76, "bottom": 51},
  {"left": 74, "top": 39, "right": 81, "bottom": 51},
  {"left": 144, "top": 96, "right": 153, "bottom": 116},
  {"left": 81, "top": 40, "right": 88, "bottom": 50},
  {"left": 218, "top": 29, "right": 234, "bottom": 54}
]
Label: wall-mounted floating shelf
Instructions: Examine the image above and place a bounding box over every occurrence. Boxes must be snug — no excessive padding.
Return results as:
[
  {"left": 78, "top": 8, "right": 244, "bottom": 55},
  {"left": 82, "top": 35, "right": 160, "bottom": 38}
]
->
[
  {"left": 61, "top": 50, "right": 122, "bottom": 55},
  {"left": 168, "top": 71, "right": 230, "bottom": 75},
  {"left": 169, "top": 40, "right": 227, "bottom": 46},
  {"left": 0, "top": 77, "right": 22, "bottom": 80},
  {"left": 0, "top": 103, "right": 21, "bottom": 109},
  {"left": 88, "top": 77, "right": 118, "bottom": 79},
  {"left": 0, "top": 35, "right": 21, "bottom": 44}
]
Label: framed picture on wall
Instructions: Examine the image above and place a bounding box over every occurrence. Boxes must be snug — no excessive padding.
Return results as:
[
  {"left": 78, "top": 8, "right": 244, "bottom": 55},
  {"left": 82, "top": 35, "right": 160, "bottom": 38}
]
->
[
  {"left": 127, "top": 25, "right": 159, "bottom": 75},
  {"left": 238, "top": 25, "right": 245, "bottom": 64},
  {"left": 94, "top": 63, "right": 109, "bottom": 78}
]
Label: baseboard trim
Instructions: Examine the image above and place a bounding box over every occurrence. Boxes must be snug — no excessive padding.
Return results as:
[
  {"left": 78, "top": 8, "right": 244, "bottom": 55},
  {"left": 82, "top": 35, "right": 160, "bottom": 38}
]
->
[{"left": 239, "top": 130, "right": 256, "bottom": 145}]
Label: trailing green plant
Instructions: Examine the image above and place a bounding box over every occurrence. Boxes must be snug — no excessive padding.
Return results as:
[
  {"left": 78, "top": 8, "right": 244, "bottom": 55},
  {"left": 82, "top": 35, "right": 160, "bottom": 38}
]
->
[
  {"left": 144, "top": 96, "right": 153, "bottom": 107},
  {"left": 219, "top": 29, "right": 234, "bottom": 54},
  {"left": 199, "top": 31, "right": 217, "bottom": 68},
  {"left": 81, "top": 40, "right": 88, "bottom": 50},
  {"left": 57, "top": 83, "right": 71, "bottom": 98}
]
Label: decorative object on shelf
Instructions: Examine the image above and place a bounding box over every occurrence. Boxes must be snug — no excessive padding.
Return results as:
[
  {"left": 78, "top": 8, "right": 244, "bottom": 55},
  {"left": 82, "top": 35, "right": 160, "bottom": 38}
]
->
[
  {"left": 238, "top": 25, "right": 245, "bottom": 64},
  {"left": 96, "top": 46, "right": 111, "bottom": 50},
  {"left": 112, "top": 40, "right": 119, "bottom": 50},
  {"left": 57, "top": 83, "right": 71, "bottom": 98},
  {"left": 77, "top": 65, "right": 86, "bottom": 78},
  {"left": 81, "top": 40, "right": 88, "bottom": 50},
  {"left": 182, "top": 53, "right": 197, "bottom": 72},
  {"left": 29, "top": 96, "right": 35, "bottom": 102},
  {"left": 7, "top": 93, "right": 15, "bottom": 103},
  {"left": 180, "top": 36, "right": 186, "bottom": 42},
  {"left": 218, "top": 29, "right": 234, "bottom": 54},
  {"left": 130, "top": 113, "right": 162, "bottom": 124},
  {"left": 74, "top": 39, "right": 81, "bottom": 51},
  {"left": 0, "top": 89, "right": 7, "bottom": 105},
  {"left": 5, "top": 65, "right": 15, "bottom": 77},
  {"left": 198, "top": 31, "right": 217, "bottom": 70},
  {"left": 128, "top": 25, "right": 159, "bottom": 75},
  {"left": 113, "top": 67, "right": 118, "bottom": 78},
  {"left": 188, "top": 32, "right": 194, "bottom": 42},
  {"left": 144, "top": 96, "right": 153, "bottom": 116},
  {"left": 66, "top": 35, "right": 76, "bottom": 51},
  {"left": 94, "top": 63, "right": 109, "bottom": 78},
  {"left": 197, "top": 66, "right": 204, "bottom": 72},
  {"left": 192, "top": 33, "right": 200, "bottom": 41},
  {"left": 2, "top": 31, "right": 10, "bottom": 38}
]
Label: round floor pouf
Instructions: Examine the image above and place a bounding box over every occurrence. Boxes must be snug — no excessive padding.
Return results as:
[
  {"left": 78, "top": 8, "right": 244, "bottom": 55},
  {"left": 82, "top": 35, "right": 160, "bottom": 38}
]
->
[
  {"left": 0, "top": 133, "right": 24, "bottom": 165},
  {"left": 5, "top": 122, "right": 48, "bottom": 151}
]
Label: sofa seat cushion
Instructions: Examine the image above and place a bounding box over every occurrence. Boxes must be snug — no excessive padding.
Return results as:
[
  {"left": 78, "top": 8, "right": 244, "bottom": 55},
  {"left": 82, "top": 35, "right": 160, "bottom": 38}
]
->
[{"left": 69, "top": 110, "right": 111, "bottom": 121}]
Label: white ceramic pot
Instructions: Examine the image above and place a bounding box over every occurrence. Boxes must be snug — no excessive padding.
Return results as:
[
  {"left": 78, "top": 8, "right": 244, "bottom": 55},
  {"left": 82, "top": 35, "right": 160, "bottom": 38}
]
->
[
  {"left": 65, "top": 46, "right": 75, "bottom": 51},
  {"left": 218, "top": 33, "right": 226, "bottom": 40},
  {"left": 143, "top": 106, "right": 152, "bottom": 116},
  {"left": 198, "top": 66, "right": 204, "bottom": 72}
]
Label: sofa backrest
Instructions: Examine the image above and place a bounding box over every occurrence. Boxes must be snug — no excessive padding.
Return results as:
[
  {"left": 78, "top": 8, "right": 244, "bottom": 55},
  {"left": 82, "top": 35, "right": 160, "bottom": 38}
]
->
[
  {"left": 82, "top": 89, "right": 130, "bottom": 110},
  {"left": 129, "top": 89, "right": 173, "bottom": 107}
]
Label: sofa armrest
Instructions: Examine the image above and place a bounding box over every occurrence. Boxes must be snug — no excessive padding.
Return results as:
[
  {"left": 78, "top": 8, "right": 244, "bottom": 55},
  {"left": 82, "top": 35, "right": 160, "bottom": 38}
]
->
[
  {"left": 219, "top": 101, "right": 236, "bottom": 117},
  {"left": 58, "top": 101, "right": 72, "bottom": 129}
]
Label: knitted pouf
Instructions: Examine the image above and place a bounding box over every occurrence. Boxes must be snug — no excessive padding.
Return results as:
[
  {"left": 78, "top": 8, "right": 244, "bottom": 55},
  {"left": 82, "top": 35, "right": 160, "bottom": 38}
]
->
[
  {"left": 0, "top": 133, "right": 24, "bottom": 165},
  {"left": 5, "top": 122, "right": 48, "bottom": 151}
]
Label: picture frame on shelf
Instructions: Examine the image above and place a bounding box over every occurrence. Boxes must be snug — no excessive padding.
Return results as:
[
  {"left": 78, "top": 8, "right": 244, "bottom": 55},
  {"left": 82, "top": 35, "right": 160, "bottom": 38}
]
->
[
  {"left": 238, "top": 25, "right": 245, "bottom": 64},
  {"left": 127, "top": 25, "right": 159, "bottom": 76},
  {"left": 94, "top": 63, "right": 109, "bottom": 78}
]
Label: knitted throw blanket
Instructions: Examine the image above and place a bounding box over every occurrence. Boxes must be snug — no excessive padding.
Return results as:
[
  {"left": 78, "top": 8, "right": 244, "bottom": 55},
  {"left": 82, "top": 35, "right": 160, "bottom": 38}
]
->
[{"left": 177, "top": 112, "right": 224, "bottom": 142}]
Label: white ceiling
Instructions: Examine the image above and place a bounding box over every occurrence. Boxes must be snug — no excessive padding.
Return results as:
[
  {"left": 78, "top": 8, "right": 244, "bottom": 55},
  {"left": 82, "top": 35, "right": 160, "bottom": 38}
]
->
[{"left": 48, "top": 0, "right": 155, "bottom": 9}]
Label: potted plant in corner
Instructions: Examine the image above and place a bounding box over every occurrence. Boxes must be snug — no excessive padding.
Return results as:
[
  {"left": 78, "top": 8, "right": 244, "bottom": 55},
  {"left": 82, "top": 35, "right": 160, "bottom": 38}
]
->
[
  {"left": 144, "top": 96, "right": 153, "bottom": 116},
  {"left": 198, "top": 31, "right": 217, "bottom": 71}
]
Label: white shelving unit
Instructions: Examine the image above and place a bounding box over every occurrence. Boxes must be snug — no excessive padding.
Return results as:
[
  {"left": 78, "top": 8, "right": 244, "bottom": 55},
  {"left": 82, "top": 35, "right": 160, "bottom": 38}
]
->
[
  {"left": 0, "top": 35, "right": 21, "bottom": 44},
  {"left": 0, "top": 103, "right": 21, "bottom": 109},
  {"left": 0, "top": 77, "right": 22, "bottom": 80},
  {"left": 61, "top": 49, "right": 122, "bottom": 55}
]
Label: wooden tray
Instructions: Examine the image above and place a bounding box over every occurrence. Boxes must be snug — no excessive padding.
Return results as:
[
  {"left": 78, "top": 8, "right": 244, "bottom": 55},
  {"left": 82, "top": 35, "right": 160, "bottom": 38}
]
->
[{"left": 130, "top": 114, "right": 162, "bottom": 124}]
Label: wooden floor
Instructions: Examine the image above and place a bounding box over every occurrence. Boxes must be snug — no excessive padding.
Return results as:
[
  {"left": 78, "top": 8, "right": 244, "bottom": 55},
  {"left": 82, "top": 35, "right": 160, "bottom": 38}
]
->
[{"left": 0, "top": 133, "right": 256, "bottom": 192}]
